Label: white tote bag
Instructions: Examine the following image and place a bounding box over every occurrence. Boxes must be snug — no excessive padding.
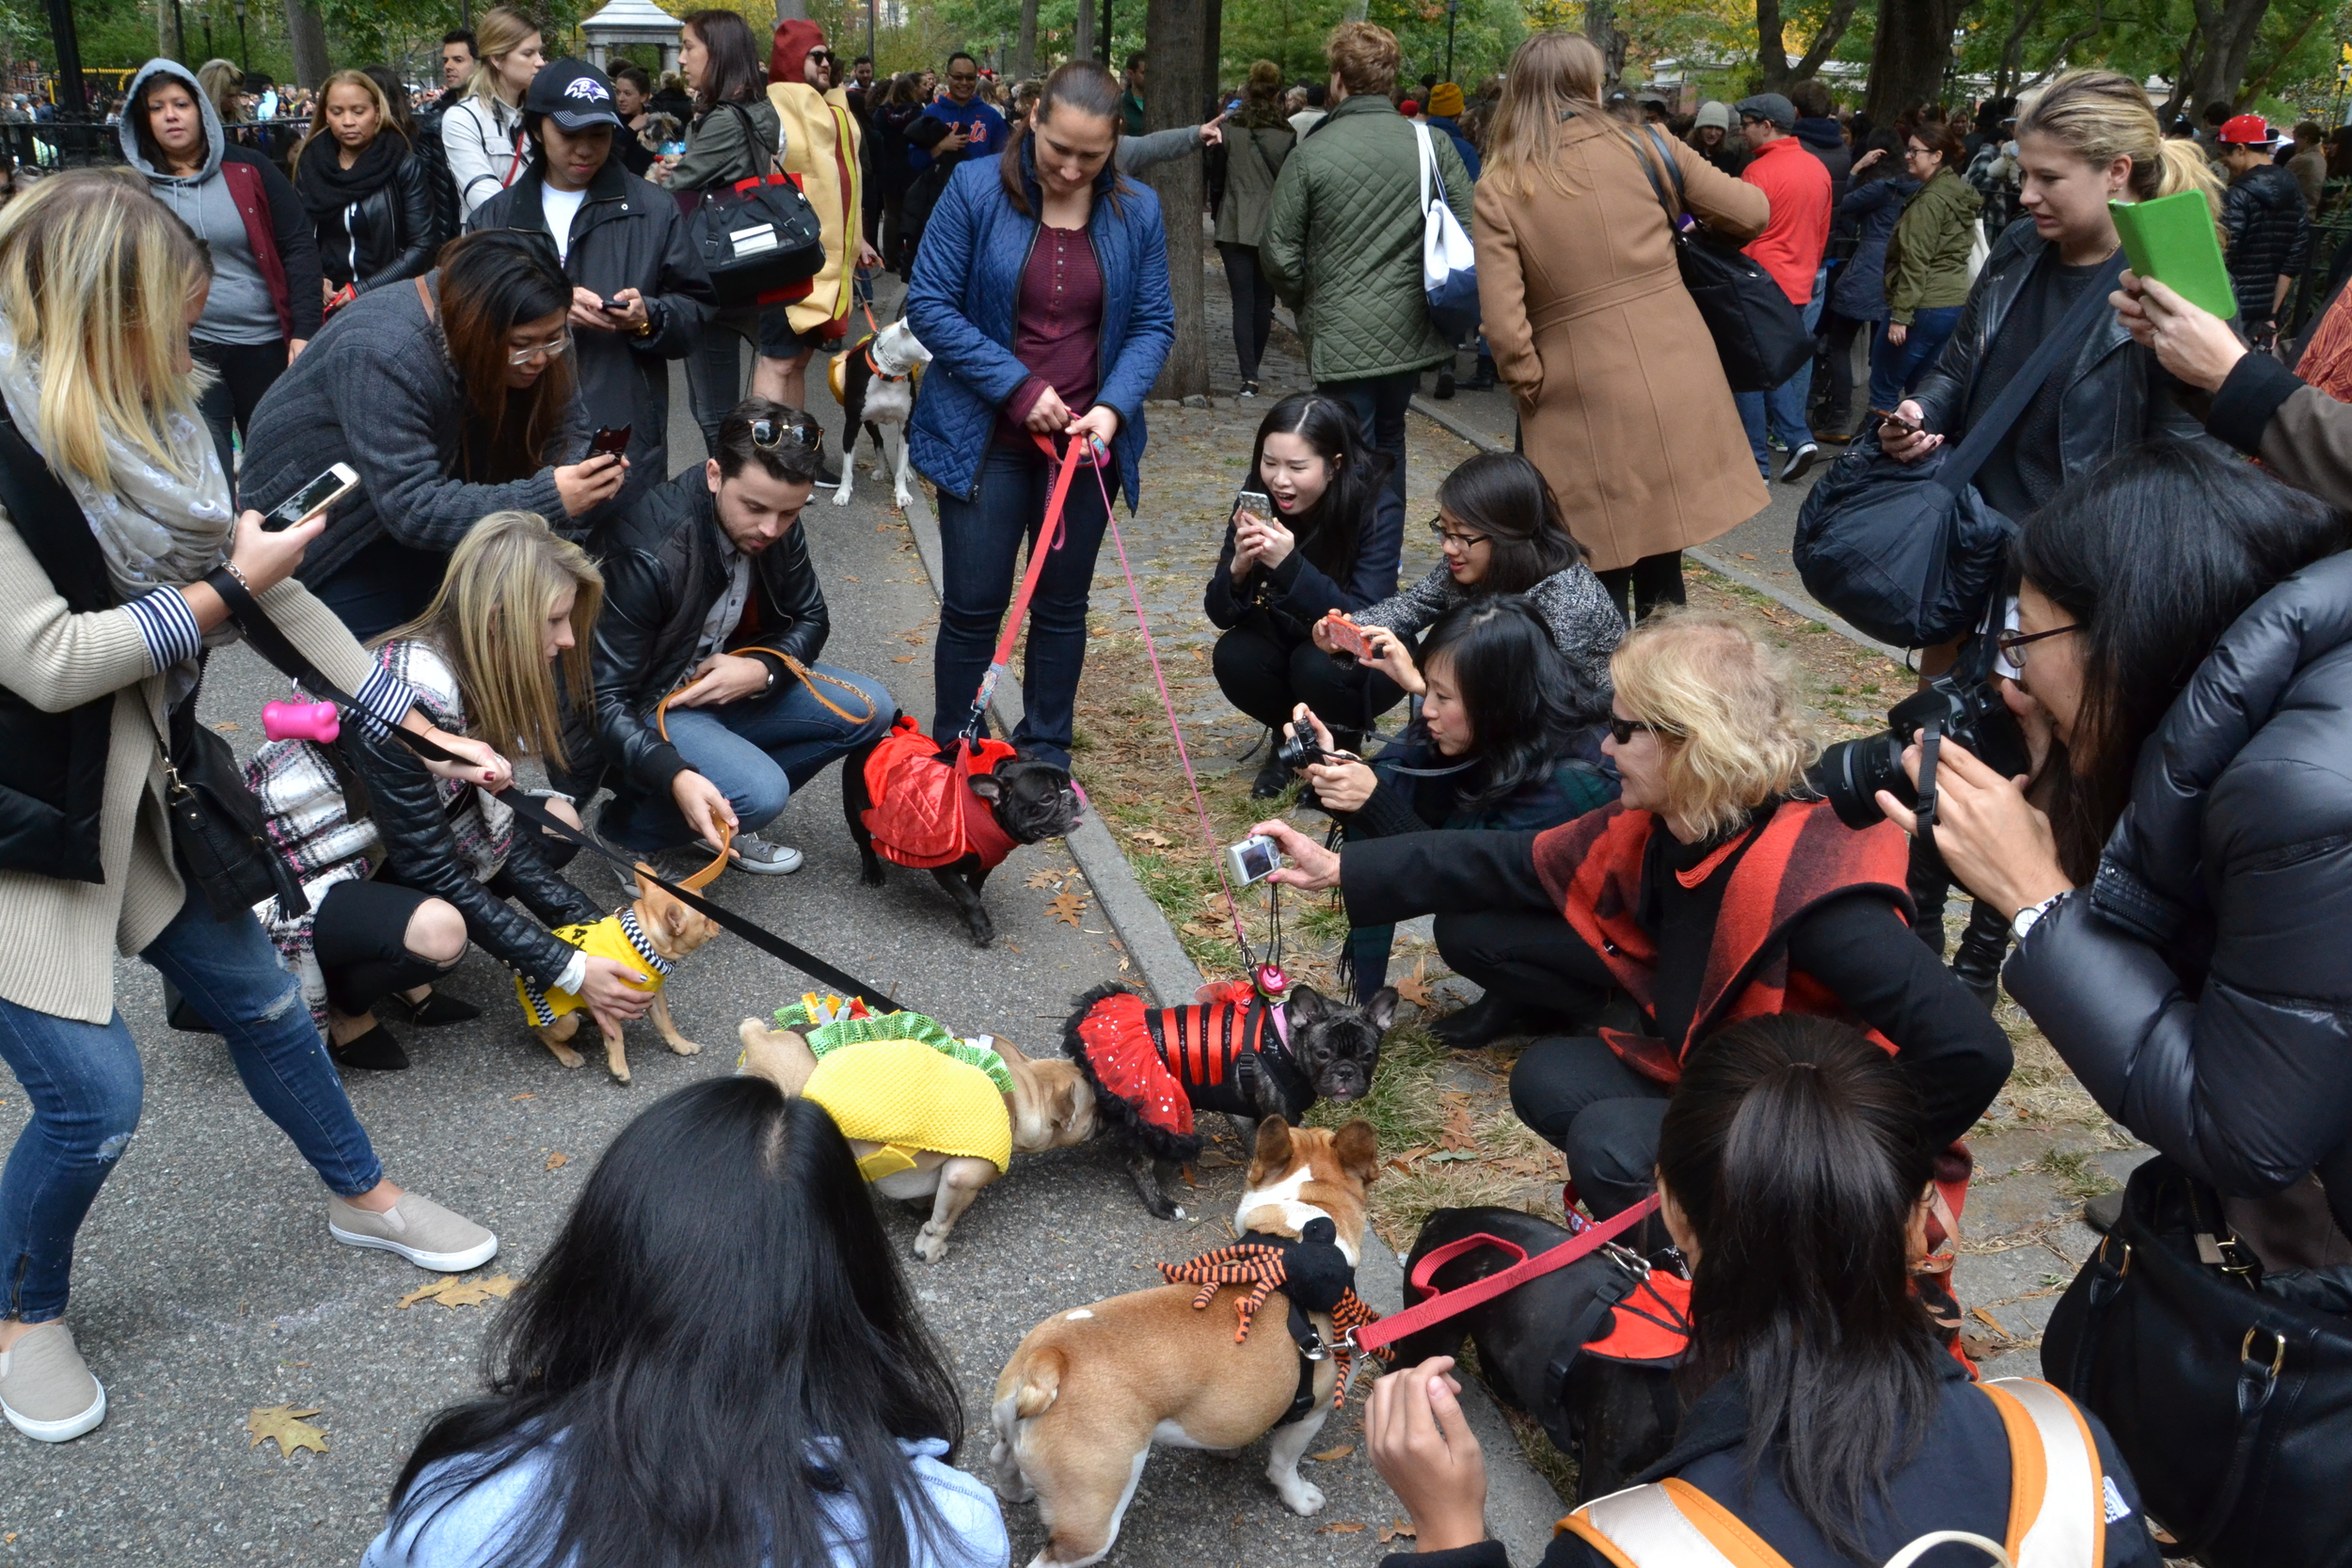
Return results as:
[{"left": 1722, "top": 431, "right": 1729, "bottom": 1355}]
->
[{"left": 1415, "top": 122, "right": 1480, "bottom": 338}]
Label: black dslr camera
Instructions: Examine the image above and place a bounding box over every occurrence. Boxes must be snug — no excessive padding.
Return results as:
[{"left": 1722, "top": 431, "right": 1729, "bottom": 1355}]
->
[
  {"left": 1275, "top": 717, "right": 1327, "bottom": 772},
  {"left": 1810, "top": 673, "right": 2031, "bottom": 829}
]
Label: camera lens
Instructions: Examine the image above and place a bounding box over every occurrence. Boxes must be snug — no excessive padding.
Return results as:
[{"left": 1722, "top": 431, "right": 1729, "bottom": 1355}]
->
[
  {"left": 1809, "top": 730, "right": 1909, "bottom": 828},
  {"left": 1275, "top": 721, "right": 1318, "bottom": 772}
]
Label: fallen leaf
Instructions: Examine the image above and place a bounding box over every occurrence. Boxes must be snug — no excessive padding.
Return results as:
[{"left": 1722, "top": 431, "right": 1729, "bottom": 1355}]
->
[
  {"left": 1127, "top": 828, "right": 1173, "bottom": 847},
  {"left": 510, "top": 1092, "right": 534, "bottom": 1101},
  {"left": 211, "top": 721, "right": 241, "bottom": 733},
  {"left": 1391, "top": 956, "right": 1435, "bottom": 1009},
  {"left": 1378, "top": 1520, "right": 1419, "bottom": 1543},
  {"left": 546, "top": 1151, "right": 568, "bottom": 1170},
  {"left": 893, "top": 655, "right": 915, "bottom": 663},
  {"left": 1046, "top": 890, "right": 1087, "bottom": 927},
  {"left": 1025, "top": 868, "right": 1066, "bottom": 890},
  {"left": 1316, "top": 1521, "right": 1366, "bottom": 1534},
  {"left": 399, "top": 1274, "right": 523, "bottom": 1310},
  {"left": 1311, "top": 1443, "right": 1354, "bottom": 1462},
  {"left": 843, "top": 576, "right": 860, "bottom": 582},
  {"left": 246, "top": 1404, "right": 328, "bottom": 1458},
  {"left": 1438, "top": 1102, "right": 1478, "bottom": 1153},
  {"left": 1738, "top": 552, "right": 1757, "bottom": 561}
]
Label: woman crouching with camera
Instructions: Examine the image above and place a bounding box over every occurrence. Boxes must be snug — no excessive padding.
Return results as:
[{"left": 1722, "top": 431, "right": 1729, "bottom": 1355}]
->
[
  {"left": 1291, "top": 597, "right": 1615, "bottom": 1008},
  {"left": 1884, "top": 441, "right": 2352, "bottom": 1258},
  {"left": 250, "top": 511, "right": 652, "bottom": 1073},
  {"left": 0, "top": 170, "right": 509, "bottom": 1445},
  {"left": 1254, "top": 610, "right": 2009, "bottom": 1222}
]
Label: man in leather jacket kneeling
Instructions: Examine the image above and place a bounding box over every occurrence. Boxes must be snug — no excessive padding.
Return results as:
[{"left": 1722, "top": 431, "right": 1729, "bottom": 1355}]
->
[{"left": 577, "top": 397, "right": 898, "bottom": 876}]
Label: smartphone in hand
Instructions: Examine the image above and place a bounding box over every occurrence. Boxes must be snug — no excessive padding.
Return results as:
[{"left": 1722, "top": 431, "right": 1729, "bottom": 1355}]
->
[
  {"left": 262, "top": 462, "right": 359, "bottom": 531},
  {"left": 600, "top": 296, "right": 630, "bottom": 312},
  {"left": 1871, "top": 407, "right": 1922, "bottom": 436},
  {"left": 1233, "top": 489, "right": 1273, "bottom": 526},
  {"left": 590, "top": 425, "right": 632, "bottom": 457}
]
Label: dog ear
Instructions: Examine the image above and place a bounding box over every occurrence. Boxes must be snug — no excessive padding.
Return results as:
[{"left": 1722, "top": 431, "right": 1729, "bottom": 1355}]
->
[
  {"left": 968, "top": 774, "right": 1004, "bottom": 803},
  {"left": 1364, "top": 986, "right": 1400, "bottom": 1034},
  {"left": 1283, "top": 984, "right": 1326, "bottom": 1023},
  {"left": 1333, "top": 1119, "right": 1381, "bottom": 1187},
  {"left": 1249, "top": 1115, "right": 1295, "bottom": 1180},
  {"left": 736, "top": 1021, "right": 818, "bottom": 1096}
]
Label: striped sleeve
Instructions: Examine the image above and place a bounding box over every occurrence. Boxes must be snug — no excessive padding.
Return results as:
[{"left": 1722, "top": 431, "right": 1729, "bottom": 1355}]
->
[
  {"left": 123, "top": 586, "right": 202, "bottom": 673},
  {"left": 347, "top": 660, "right": 415, "bottom": 738}
]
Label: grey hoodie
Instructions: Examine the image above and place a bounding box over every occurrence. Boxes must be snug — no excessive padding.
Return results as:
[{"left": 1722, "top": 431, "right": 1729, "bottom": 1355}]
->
[{"left": 120, "top": 58, "right": 279, "bottom": 346}]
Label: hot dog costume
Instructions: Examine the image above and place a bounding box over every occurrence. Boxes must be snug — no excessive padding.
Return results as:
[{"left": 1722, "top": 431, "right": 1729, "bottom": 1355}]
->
[
  {"left": 1063, "top": 980, "right": 1314, "bottom": 1163},
  {"left": 772, "top": 995, "right": 1014, "bottom": 1180}
]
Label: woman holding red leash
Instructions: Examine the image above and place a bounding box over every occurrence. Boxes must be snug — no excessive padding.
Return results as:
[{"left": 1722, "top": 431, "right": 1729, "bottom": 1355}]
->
[{"left": 905, "top": 59, "right": 1174, "bottom": 770}]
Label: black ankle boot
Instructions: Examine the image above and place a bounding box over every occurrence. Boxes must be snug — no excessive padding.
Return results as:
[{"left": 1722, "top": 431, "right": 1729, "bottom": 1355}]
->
[
  {"left": 1250, "top": 737, "right": 1292, "bottom": 800},
  {"left": 1429, "top": 992, "right": 1544, "bottom": 1049},
  {"left": 1435, "top": 366, "right": 1456, "bottom": 400}
]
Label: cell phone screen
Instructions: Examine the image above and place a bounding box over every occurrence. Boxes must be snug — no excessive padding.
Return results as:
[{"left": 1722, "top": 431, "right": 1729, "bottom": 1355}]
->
[{"left": 264, "top": 465, "right": 357, "bottom": 530}]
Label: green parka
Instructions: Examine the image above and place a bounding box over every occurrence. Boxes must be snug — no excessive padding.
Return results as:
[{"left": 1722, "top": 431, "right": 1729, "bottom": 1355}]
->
[{"left": 1884, "top": 166, "right": 1984, "bottom": 325}]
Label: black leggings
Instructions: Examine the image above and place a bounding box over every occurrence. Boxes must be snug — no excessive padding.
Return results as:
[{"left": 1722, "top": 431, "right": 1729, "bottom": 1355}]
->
[
  {"left": 1212, "top": 612, "right": 1407, "bottom": 738},
  {"left": 1218, "top": 242, "right": 1277, "bottom": 382},
  {"left": 193, "top": 339, "right": 288, "bottom": 498},
  {"left": 311, "top": 879, "right": 455, "bottom": 1018},
  {"left": 1597, "top": 552, "right": 1686, "bottom": 626},
  {"left": 1815, "top": 309, "right": 1870, "bottom": 431},
  {"left": 1508, "top": 1035, "right": 1672, "bottom": 1220}
]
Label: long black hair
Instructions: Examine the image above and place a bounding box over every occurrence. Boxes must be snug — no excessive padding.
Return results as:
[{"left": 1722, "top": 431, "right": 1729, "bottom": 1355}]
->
[
  {"left": 2017, "top": 441, "right": 2351, "bottom": 881},
  {"left": 383, "top": 1078, "right": 974, "bottom": 1568},
  {"left": 1414, "top": 595, "right": 1598, "bottom": 806},
  {"left": 436, "top": 230, "right": 577, "bottom": 484},
  {"left": 1434, "top": 451, "right": 1585, "bottom": 595},
  {"left": 681, "top": 8, "right": 766, "bottom": 112},
  {"left": 1243, "top": 391, "right": 1390, "bottom": 589},
  {"left": 1656, "top": 1015, "right": 1945, "bottom": 1564}
]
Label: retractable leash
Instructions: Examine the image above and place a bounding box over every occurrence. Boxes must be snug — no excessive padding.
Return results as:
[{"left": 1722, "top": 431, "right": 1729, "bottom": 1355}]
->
[{"left": 207, "top": 575, "right": 905, "bottom": 1012}]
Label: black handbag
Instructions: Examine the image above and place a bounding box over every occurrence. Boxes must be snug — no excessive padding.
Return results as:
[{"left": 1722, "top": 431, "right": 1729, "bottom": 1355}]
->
[
  {"left": 2044, "top": 1155, "right": 2352, "bottom": 1567},
  {"left": 154, "top": 672, "right": 310, "bottom": 925},
  {"left": 1791, "top": 248, "right": 2125, "bottom": 648},
  {"left": 683, "top": 103, "right": 826, "bottom": 310},
  {"left": 1624, "top": 126, "right": 1811, "bottom": 394}
]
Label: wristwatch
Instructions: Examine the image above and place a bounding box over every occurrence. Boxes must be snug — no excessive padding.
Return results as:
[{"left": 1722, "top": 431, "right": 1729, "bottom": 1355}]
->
[{"left": 2011, "top": 891, "right": 2068, "bottom": 943}]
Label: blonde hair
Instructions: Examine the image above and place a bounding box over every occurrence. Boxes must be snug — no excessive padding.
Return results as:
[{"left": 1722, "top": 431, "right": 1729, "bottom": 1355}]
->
[
  {"left": 378, "top": 511, "right": 603, "bottom": 768},
  {"left": 196, "top": 58, "right": 246, "bottom": 123},
  {"left": 466, "top": 7, "right": 541, "bottom": 107},
  {"left": 296, "top": 69, "right": 395, "bottom": 164},
  {"left": 0, "top": 167, "right": 213, "bottom": 491},
  {"left": 1326, "top": 22, "right": 1401, "bottom": 99},
  {"left": 1611, "top": 610, "right": 1817, "bottom": 840},
  {"left": 1480, "top": 32, "right": 1607, "bottom": 201},
  {"left": 2016, "top": 69, "right": 2223, "bottom": 228}
]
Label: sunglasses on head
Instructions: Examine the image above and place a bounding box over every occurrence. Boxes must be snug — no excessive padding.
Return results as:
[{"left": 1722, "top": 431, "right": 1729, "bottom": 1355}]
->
[{"left": 749, "top": 415, "right": 821, "bottom": 451}]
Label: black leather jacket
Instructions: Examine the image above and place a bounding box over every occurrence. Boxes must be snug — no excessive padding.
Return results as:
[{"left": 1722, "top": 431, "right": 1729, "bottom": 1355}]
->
[
  {"left": 298, "top": 144, "right": 441, "bottom": 293},
  {"left": 584, "top": 467, "right": 829, "bottom": 797},
  {"left": 2006, "top": 550, "right": 2352, "bottom": 1237},
  {"left": 1910, "top": 219, "right": 2212, "bottom": 474},
  {"left": 336, "top": 715, "right": 604, "bottom": 990}
]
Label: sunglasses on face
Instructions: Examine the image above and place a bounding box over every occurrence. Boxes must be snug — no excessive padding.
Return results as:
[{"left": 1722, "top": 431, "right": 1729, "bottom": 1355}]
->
[
  {"left": 1606, "top": 712, "right": 1678, "bottom": 746},
  {"left": 750, "top": 415, "right": 822, "bottom": 451},
  {"left": 948, "top": 71, "right": 979, "bottom": 83}
]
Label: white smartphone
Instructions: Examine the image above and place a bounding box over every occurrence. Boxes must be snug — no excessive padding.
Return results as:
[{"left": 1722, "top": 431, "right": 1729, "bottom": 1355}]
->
[
  {"left": 1225, "top": 834, "right": 1280, "bottom": 887},
  {"left": 263, "top": 462, "right": 359, "bottom": 531}
]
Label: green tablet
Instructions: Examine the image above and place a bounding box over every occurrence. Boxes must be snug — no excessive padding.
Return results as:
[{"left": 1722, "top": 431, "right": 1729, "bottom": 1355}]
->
[{"left": 2110, "top": 189, "right": 2238, "bottom": 320}]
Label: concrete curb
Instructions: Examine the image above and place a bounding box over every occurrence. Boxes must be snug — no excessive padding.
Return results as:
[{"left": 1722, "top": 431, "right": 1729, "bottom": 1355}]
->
[
  {"left": 1406, "top": 393, "right": 1908, "bottom": 663},
  {"left": 896, "top": 476, "right": 1564, "bottom": 1561}
]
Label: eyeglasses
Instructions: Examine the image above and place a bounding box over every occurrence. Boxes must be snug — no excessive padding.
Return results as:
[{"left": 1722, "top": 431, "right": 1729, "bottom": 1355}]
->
[
  {"left": 507, "top": 331, "right": 572, "bottom": 366},
  {"left": 1607, "top": 712, "right": 1679, "bottom": 746},
  {"left": 1995, "top": 623, "right": 2078, "bottom": 668},
  {"left": 1428, "top": 516, "right": 1489, "bottom": 549},
  {"left": 947, "top": 70, "right": 979, "bottom": 83},
  {"left": 749, "top": 414, "right": 822, "bottom": 451}
]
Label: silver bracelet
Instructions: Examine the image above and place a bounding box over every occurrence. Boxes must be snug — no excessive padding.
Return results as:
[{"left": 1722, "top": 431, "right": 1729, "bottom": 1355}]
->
[
  {"left": 216, "top": 560, "right": 252, "bottom": 593},
  {"left": 2010, "top": 891, "right": 2069, "bottom": 943}
]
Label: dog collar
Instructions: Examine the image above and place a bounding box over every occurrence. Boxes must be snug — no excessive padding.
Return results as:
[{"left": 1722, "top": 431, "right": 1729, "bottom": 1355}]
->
[
  {"left": 863, "top": 341, "right": 909, "bottom": 383},
  {"left": 613, "top": 908, "right": 675, "bottom": 978}
]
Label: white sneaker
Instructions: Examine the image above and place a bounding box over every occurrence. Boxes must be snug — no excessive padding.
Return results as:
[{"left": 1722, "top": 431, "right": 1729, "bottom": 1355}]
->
[
  {"left": 1780, "top": 442, "right": 1820, "bottom": 483},
  {"left": 0, "top": 1323, "right": 105, "bottom": 1443},
  {"left": 700, "top": 832, "right": 803, "bottom": 875}
]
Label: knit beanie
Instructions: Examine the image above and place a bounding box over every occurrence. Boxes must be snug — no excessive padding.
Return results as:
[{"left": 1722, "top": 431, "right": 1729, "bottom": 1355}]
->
[
  {"left": 1428, "top": 82, "right": 1465, "bottom": 118},
  {"left": 1695, "top": 101, "right": 1732, "bottom": 132}
]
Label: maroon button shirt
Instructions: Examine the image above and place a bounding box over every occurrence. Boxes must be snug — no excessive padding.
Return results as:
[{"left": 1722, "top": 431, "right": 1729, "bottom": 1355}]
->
[{"left": 996, "top": 224, "right": 1104, "bottom": 448}]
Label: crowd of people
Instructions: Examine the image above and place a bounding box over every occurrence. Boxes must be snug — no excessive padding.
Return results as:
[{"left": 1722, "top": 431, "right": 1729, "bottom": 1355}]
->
[{"left": 0, "top": 11, "right": 2345, "bottom": 1568}]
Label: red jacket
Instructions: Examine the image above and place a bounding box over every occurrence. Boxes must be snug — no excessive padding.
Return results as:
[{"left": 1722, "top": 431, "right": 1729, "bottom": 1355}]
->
[
  {"left": 1531, "top": 799, "right": 1911, "bottom": 1085},
  {"left": 858, "top": 718, "right": 1017, "bottom": 871},
  {"left": 1740, "top": 136, "right": 1831, "bottom": 306}
]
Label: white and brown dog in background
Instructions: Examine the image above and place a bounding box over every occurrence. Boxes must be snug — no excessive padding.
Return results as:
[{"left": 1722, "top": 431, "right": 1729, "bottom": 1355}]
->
[
  {"left": 988, "top": 1117, "right": 1382, "bottom": 1567},
  {"left": 830, "top": 316, "right": 930, "bottom": 510}
]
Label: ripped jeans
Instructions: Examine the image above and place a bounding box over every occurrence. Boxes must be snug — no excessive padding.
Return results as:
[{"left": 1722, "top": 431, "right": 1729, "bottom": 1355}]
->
[{"left": 0, "top": 896, "right": 383, "bottom": 1323}]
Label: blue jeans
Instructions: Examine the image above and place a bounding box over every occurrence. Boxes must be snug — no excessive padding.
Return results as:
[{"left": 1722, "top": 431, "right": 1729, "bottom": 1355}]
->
[
  {"left": 1867, "top": 306, "right": 1965, "bottom": 419},
  {"left": 0, "top": 896, "right": 383, "bottom": 1322},
  {"left": 1736, "top": 269, "right": 1827, "bottom": 477},
  {"left": 1319, "top": 369, "right": 1415, "bottom": 557},
  {"left": 931, "top": 442, "right": 1111, "bottom": 769},
  {"left": 601, "top": 664, "right": 898, "bottom": 852}
]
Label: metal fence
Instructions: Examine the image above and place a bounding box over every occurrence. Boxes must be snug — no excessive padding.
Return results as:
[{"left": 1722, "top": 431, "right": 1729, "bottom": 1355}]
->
[{"left": 4, "top": 117, "right": 313, "bottom": 176}]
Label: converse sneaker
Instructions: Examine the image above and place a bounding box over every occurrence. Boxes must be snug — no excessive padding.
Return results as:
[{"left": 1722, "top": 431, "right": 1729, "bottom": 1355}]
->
[
  {"left": 327, "top": 1192, "right": 499, "bottom": 1272},
  {"left": 1779, "top": 442, "right": 1820, "bottom": 483},
  {"left": 699, "top": 832, "right": 803, "bottom": 875},
  {"left": 0, "top": 1323, "right": 105, "bottom": 1443}
]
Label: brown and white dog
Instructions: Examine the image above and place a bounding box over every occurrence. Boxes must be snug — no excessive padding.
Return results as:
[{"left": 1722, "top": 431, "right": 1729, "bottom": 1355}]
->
[
  {"left": 516, "top": 870, "right": 723, "bottom": 1085},
  {"left": 989, "top": 1117, "right": 1380, "bottom": 1567},
  {"left": 830, "top": 316, "right": 930, "bottom": 510},
  {"left": 737, "top": 1018, "right": 1099, "bottom": 1260}
]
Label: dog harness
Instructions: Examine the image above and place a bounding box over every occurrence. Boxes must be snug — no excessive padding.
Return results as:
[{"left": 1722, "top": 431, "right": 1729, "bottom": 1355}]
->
[
  {"left": 859, "top": 716, "right": 1021, "bottom": 873},
  {"left": 1159, "top": 1219, "right": 1391, "bottom": 1422},
  {"left": 1560, "top": 1378, "right": 2111, "bottom": 1568},
  {"left": 770, "top": 997, "right": 1017, "bottom": 1180},
  {"left": 515, "top": 909, "right": 673, "bottom": 1026},
  {"left": 1063, "top": 981, "right": 1314, "bottom": 1163}
]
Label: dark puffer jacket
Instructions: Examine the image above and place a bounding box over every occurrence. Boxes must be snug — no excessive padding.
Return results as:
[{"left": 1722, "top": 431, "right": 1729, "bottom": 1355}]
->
[
  {"left": 2222, "top": 162, "right": 2312, "bottom": 325},
  {"left": 581, "top": 467, "right": 829, "bottom": 800},
  {"left": 2006, "top": 549, "right": 2352, "bottom": 1238},
  {"left": 1826, "top": 173, "right": 1915, "bottom": 322}
]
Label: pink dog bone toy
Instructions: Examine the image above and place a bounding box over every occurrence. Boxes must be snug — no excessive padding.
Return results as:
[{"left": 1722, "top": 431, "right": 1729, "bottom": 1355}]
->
[{"left": 262, "top": 700, "right": 340, "bottom": 744}]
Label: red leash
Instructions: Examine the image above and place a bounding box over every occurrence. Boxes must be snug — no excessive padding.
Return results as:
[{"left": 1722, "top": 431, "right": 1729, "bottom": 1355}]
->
[
  {"left": 1348, "top": 1194, "right": 1662, "bottom": 1355},
  {"left": 960, "top": 433, "right": 1103, "bottom": 741}
]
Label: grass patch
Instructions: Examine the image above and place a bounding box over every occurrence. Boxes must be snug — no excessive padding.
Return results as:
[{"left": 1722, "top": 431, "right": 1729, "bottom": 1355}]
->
[{"left": 2039, "top": 1148, "right": 2120, "bottom": 1200}]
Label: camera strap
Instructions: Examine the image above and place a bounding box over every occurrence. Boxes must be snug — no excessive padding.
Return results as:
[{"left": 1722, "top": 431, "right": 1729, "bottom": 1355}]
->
[
  {"left": 1934, "top": 248, "right": 2128, "bottom": 496},
  {"left": 1914, "top": 718, "right": 1944, "bottom": 855}
]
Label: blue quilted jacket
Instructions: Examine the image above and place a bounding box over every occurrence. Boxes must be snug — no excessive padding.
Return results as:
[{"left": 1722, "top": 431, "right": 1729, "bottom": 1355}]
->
[{"left": 905, "top": 144, "right": 1175, "bottom": 510}]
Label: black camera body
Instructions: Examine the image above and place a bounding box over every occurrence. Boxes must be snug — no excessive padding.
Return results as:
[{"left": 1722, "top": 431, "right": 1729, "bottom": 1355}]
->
[
  {"left": 1274, "top": 718, "right": 1324, "bottom": 772},
  {"left": 1812, "top": 673, "right": 2031, "bottom": 829}
]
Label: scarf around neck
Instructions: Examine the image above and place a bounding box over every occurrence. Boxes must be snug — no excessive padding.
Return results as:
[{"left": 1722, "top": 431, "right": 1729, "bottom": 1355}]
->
[
  {"left": 0, "top": 315, "right": 234, "bottom": 616},
  {"left": 295, "top": 127, "right": 407, "bottom": 217}
]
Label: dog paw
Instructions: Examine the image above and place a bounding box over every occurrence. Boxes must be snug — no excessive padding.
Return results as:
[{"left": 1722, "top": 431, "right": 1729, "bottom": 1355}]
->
[
  {"left": 913, "top": 1228, "right": 947, "bottom": 1263},
  {"left": 550, "top": 1046, "right": 583, "bottom": 1069},
  {"left": 833, "top": 487, "right": 852, "bottom": 506},
  {"left": 1273, "top": 1479, "right": 1327, "bottom": 1517},
  {"left": 666, "top": 1038, "right": 702, "bottom": 1056},
  {"left": 609, "top": 1066, "right": 633, "bottom": 1085}
]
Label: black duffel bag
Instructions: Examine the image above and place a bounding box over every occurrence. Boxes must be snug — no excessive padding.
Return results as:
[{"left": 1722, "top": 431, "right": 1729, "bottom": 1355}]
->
[
  {"left": 2044, "top": 1155, "right": 2352, "bottom": 1567},
  {"left": 684, "top": 105, "right": 826, "bottom": 310},
  {"left": 1792, "top": 247, "right": 2124, "bottom": 649},
  {"left": 1622, "top": 127, "right": 1810, "bottom": 394}
]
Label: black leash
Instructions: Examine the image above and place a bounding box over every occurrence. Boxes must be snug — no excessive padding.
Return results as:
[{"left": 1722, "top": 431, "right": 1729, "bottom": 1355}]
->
[{"left": 207, "top": 571, "right": 904, "bottom": 1012}]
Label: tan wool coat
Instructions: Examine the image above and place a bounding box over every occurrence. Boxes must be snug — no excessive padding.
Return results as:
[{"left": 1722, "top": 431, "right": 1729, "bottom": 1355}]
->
[{"left": 1475, "top": 116, "right": 1772, "bottom": 573}]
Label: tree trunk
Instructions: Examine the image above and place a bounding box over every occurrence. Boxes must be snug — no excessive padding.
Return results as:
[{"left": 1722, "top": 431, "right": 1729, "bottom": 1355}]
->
[
  {"left": 2180, "top": 0, "right": 2274, "bottom": 116},
  {"left": 1017, "top": 0, "right": 1039, "bottom": 79},
  {"left": 1145, "top": 0, "right": 1210, "bottom": 399},
  {"left": 1073, "top": 0, "right": 1095, "bottom": 70},
  {"left": 282, "top": 0, "right": 330, "bottom": 88},
  {"left": 1762, "top": 0, "right": 1858, "bottom": 89},
  {"left": 1586, "top": 0, "right": 1626, "bottom": 88},
  {"left": 1863, "top": 0, "right": 1967, "bottom": 124}
]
